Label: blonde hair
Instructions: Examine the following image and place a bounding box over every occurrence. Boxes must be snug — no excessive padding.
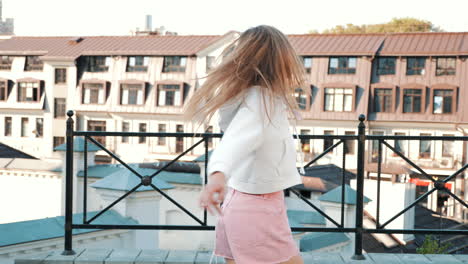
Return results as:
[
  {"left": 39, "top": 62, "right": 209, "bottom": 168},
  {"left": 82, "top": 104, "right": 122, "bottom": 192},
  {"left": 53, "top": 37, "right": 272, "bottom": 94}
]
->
[{"left": 183, "top": 25, "right": 309, "bottom": 132}]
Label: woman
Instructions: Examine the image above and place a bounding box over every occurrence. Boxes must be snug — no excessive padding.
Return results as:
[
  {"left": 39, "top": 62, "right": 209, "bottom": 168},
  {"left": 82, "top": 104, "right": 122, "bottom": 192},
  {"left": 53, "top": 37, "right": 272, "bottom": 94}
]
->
[{"left": 183, "top": 25, "right": 309, "bottom": 264}]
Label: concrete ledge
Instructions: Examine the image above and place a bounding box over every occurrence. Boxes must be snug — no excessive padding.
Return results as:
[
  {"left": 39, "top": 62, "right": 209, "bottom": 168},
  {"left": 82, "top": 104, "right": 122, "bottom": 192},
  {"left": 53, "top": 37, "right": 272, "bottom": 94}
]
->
[{"left": 14, "top": 248, "right": 468, "bottom": 264}]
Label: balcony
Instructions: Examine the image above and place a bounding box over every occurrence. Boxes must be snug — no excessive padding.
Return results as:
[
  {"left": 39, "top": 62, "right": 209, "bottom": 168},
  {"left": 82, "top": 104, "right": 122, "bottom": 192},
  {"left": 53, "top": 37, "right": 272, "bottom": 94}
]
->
[{"left": 14, "top": 111, "right": 467, "bottom": 263}]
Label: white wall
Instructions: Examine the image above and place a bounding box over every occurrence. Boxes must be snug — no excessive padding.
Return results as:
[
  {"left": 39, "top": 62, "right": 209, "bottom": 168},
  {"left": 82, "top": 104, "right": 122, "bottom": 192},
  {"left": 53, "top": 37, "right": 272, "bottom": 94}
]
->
[{"left": 0, "top": 169, "right": 61, "bottom": 224}]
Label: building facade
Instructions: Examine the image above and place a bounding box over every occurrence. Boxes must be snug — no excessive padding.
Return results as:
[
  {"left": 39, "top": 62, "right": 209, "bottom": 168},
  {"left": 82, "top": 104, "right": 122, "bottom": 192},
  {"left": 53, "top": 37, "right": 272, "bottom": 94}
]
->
[{"left": 0, "top": 31, "right": 467, "bottom": 222}]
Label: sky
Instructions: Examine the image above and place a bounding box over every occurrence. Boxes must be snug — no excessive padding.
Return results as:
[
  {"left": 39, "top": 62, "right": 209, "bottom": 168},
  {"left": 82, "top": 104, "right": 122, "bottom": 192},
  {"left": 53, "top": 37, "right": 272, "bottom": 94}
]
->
[{"left": 3, "top": 0, "right": 468, "bottom": 36}]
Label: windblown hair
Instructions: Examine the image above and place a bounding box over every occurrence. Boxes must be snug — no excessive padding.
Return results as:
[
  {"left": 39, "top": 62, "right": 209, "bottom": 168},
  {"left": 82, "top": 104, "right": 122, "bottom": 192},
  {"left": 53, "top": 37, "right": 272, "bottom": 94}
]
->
[{"left": 182, "top": 25, "right": 309, "bottom": 132}]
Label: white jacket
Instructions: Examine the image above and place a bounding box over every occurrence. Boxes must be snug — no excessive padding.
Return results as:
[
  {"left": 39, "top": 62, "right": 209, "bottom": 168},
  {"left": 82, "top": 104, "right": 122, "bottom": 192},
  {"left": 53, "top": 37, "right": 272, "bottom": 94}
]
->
[{"left": 207, "top": 86, "right": 303, "bottom": 194}]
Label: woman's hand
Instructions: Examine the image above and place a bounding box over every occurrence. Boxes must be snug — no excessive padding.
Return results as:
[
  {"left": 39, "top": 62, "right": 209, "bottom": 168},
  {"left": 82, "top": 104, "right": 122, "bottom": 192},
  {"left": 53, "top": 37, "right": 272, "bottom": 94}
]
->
[{"left": 199, "top": 171, "right": 227, "bottom": 216}]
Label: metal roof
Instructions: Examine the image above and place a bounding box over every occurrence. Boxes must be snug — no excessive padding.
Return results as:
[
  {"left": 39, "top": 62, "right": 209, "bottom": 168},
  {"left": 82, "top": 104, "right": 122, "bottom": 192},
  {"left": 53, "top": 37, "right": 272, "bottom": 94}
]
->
[
  {"left": 78, "top": 163, "right": 202, "bottom": 185},
  {"left": 90, "top": 165, "right": 174, "bottom": 192},
  {"left": 319, "top": 184, "right": 371, "bottom": 205},
  {"left": 0, "top": 210, "right": 137, "bottom": 247},
  {"left": 1, "top": 32, "right": 467, "bottom": 58},
  {"left": 378, "top": 32, "right": 468, "bottom": 56},
  {"left": 0, "top": 34, "right": 224, "bottom": 59},
  {"left": 0, "top": 143, "right": 37, "bottom": 159},
  {"left": 54, "top": 137, "right": 101, "bottom": 152},
  {"left": 288, "top": 33, "right": 386, "bottom": 56}
]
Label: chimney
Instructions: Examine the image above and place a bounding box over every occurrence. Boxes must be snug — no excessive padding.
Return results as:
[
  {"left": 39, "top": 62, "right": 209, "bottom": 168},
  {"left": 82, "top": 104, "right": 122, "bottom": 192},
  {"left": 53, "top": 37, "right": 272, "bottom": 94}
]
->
[{"left": 145, "top": 15, "right": 152, "bottom": 32}]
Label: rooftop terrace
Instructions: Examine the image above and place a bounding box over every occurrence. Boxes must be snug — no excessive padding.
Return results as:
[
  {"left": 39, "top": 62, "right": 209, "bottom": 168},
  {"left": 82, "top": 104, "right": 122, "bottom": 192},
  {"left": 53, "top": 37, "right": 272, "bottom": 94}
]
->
[{"left": 14, "top": 248, "right": 468, "bottom": 263}]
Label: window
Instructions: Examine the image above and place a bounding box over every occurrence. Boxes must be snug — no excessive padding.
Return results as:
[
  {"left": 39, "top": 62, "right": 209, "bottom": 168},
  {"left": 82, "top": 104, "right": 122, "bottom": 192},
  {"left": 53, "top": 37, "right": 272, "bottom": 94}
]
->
[
  {"left": 328, "top": 57, "right": 356, "bottom": 74},
  {"left": 419, "top": 133, "right": 431, "bottom": 159},
  {"left": 84, "top": 56, "right": 110, "bottom": 72},
  {"left": 393, "top": 132, "right": 406, "bottom": 157},
  {"left": 82, "top": 83, "right": 105, "bottom": 104},
  {"left": 403, "top": 89, "right": 423, "bottom": 113},
  {"left": 323, "top": 130, "right": 334, "bottom": 152},
  {"left": 4, "top": 116, "right": 11, "bottom": 136},
  {"left": 436, "top": 57, "right": 456, "bottom": 76},
  {"left": 139, "top": 123, "right": 147, "bottom": 144},
  {"left": 433, "top": 89, "right": 454, "bottom": 114},
  {"left": 295, "top": 88, "right": 309, "bottom": 110},
  {"left": 371, "top": 131, "right": 384, "bottom": 162},
  {"left": 21, "top": 117, "right": 28, "bottom": 137},
  {"left": 54, "top": 68, "right": 67, "bottom": 84},
  {"left": 406, "top": 57, "right": 426, "bottom": 75},
  {"left": 442, "top": 134, "right": 454, "bottom": 158},
  {"left": 54, "top": 98, "right": 66, "bottom": 118},
  {"left": 157, "top": 84, "right": 182, "bottom": 106},
  {"left": 373, "top": 88, "right": 393, "bottom": 112},
  {"left": 376, "top": 57, "right": 396, "bottom": 75},
  {"left": 35, "top": 118, "right": 43, "bottom": 138},
  {"left": 18, "top": 82, "right": 40, "bottom": 102},
  {"left": 53, "top": 136, "right": 65, "bottom": 150},
  {"left": 158, "top": 124, "right": 166, "bottom": 146},
  {"left": 120, "top": 83, "right": 144, "bottom": 105},
  {"left": 162, "top": 56, "right": 187, "bottom": 72},
  {"left": 87, "top": 120, "right": 106, "bottom": 145},
  {"left": 24, "top": 56, "right": 43, "bottom": 71},
  {"left": 324, "top": 87, "right": 353, "bottom": 112},
  {"left": 206, "top": 126, "right": 213, "bottom": 148},
  {"left": 121, "top": 122, "right": 129, "bottom": 143},
  {"left": 302, "top": 56, "right": 312, "bottom": 73},
  {"left": 0, "top": 56, "right": 13, "bottom": 70},
  {"left": 0, "top": 80, "right": 7, "bottom": 101},
  {"left": 175, "top": 125, "right": 184, "bottom": 153},
  {"left": 206, "top": 56, "right": 215, "bottom": 72},
  {"left": 300, "top": 129, "right": 311, "bottom": 153},
  {"left": 126, "top": 56, "right": 149, "bottom": 72},
  {"left": 344, "top": 131, "right": 355, "bottom": 155}
]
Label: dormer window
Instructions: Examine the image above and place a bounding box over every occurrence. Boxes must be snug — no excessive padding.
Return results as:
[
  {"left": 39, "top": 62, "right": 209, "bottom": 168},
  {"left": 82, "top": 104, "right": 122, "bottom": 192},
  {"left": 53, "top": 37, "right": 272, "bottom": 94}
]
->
[
  {"left": 126, "top": 56, "right": 149, "bottom": 72},
  {"left": 82, "top": 82, "right": 106, "bottom": 104},
  {"left": 18, "top": 81, "right": 41, "bottom": 102},
  {"left": 162, "top": 56, "right": 187, "bottom": 73},
  {"left": 24, "top": 56, "right": 43, "bottom": 71},
  {"left": 0, "top": 56, "right": 13, "bottom": 70},
  {"left": 0, "top": 80, "right": 7, "bottom": 101},
  {"left": 85, "top": 56, "right": 110, "bottom": 72},
  {"left": 157, "top": 83, "right": 182, "bottom": 106},
  {"left": 120, "top": 83, "right": 145, "bottom": 105}
]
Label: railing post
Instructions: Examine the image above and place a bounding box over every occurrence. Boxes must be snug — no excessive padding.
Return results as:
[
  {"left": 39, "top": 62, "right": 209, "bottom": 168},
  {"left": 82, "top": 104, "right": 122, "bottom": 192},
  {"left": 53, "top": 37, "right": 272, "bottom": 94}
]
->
[
  {"left": 352, "top": 114, "right": 366, "bottom": 260},
  {"left": 62, "top": 110, "right": 76, "bottom": 255}
]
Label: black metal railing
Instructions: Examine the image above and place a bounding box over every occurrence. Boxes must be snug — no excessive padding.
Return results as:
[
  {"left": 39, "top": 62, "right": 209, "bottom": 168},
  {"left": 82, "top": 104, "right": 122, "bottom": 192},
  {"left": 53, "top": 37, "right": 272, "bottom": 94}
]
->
[{"left": 62, "top": 111, "right": 468, "bottom": 260}]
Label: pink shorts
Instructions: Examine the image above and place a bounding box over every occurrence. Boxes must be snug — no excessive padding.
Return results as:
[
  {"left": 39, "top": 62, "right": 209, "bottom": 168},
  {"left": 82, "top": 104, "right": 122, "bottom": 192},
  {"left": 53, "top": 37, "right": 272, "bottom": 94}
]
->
[{"left": 214, "top": 187, "right": 300, "bottom": 263}]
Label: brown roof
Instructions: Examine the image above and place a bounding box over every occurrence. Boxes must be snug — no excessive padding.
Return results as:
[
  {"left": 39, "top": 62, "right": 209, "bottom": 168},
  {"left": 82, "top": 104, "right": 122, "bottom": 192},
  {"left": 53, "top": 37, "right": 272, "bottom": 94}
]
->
[
  {"left": 288, "top": 32, "right": 468, "bottom": 56},
  {"left": 378, "top": 32, "right": 468, "bottom": 56},
  {"left": 0, "top": 34, "right": 224, "bottom": 59},
  {"left": 288, "top": 33, "right": 386, "bottom": 56},
  {"left": 1, "top": 31, "right": 468, "bottom": 58}
]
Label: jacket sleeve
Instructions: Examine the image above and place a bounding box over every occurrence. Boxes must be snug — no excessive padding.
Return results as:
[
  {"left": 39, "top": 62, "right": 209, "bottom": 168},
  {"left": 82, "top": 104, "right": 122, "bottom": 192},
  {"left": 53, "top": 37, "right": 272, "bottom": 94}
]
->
[{"left": 207, "top": 87, "right": 268, "bottom": 181}]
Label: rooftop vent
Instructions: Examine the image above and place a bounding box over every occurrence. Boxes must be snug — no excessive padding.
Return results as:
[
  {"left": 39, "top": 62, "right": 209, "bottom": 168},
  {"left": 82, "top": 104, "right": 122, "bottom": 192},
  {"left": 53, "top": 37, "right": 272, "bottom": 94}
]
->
[{"left": 68, "top": 37, "right": 84, "bottom": 45}]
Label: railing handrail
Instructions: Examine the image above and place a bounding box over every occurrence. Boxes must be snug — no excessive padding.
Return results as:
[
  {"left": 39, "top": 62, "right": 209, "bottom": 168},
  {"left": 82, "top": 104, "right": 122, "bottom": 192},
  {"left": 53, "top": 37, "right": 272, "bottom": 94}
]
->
[{"left": 62, "top": 110, "right": 468, "bottom": 259}]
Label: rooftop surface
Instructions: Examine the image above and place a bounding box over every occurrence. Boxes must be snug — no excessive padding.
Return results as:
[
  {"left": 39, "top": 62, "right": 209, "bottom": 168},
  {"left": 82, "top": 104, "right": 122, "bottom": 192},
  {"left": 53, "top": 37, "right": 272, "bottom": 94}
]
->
[{"left": 14, "top": 248, "right": 468, "bottom": 264}]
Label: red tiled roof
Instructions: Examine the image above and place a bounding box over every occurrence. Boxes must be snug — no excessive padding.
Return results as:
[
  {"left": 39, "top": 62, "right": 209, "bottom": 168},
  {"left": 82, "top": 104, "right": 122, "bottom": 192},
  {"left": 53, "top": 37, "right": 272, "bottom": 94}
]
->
[{"left": 0, "top": 34, "right": 224, "bottom": 58}]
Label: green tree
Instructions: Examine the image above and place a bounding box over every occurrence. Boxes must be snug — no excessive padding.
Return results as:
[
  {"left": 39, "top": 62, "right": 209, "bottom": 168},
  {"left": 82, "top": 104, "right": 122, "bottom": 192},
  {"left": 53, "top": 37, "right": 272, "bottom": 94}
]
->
[
  {"left": 416, "top": 235, "right": 452, "bottom": 254},
  {"left": 312, "top": 17, "right": 444, "bottom": 34}
]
